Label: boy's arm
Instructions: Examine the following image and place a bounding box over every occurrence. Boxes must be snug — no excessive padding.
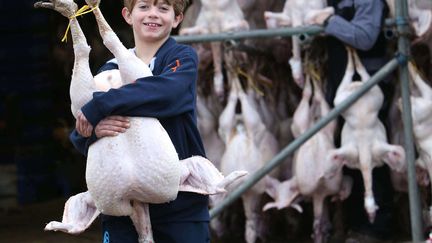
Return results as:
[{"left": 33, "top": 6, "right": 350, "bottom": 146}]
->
[
  {"left": 325, "top": 0, "right": 384, "bottom": 51},
  {"left": 81, "top": 47, "right": 199, "bottom": 127}
]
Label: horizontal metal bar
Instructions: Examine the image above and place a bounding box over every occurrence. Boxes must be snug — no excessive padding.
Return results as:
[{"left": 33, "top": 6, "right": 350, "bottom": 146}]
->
[
  {"left": 173, "top": 26, "right": 324, "bottom": 43},
  {"left": 174, "top": 17, "right": 406, "bottom": 44},
  {"left": 210, "top": 58, "right": 400, "bottom": 218}
]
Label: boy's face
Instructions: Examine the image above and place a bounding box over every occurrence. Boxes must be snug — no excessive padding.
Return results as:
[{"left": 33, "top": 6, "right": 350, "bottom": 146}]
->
[{"left": 123, "top": 0, "right": 183, "bottom": 43}]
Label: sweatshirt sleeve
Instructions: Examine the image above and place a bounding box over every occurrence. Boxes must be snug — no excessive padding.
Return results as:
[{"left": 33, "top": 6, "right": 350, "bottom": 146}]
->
[
  {"left": 69, "top": 129, "right": 98, "bottom": 156},
  {"left": 325, "top": 0, "right": 384, "bottom": 51},
  {"left": 81, "top": 47, "right": 198, "bottom": 127}
]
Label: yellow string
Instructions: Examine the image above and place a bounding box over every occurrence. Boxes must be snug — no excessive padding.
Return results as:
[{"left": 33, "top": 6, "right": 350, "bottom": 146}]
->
[
  {"left": 236, "top": 67, "right": 264, "bottom": 96},
  {"left": 409, "top": 60, "right": 429, "bottom": 83},
  {"left": 306, "top": 63, "right": 321, "bottom": 84},
  {"left": 410, "top": 60, "right": 419, "bottom": 74},
  {"left": 61, "top": 5, "right": 99, "bottom": 43}
]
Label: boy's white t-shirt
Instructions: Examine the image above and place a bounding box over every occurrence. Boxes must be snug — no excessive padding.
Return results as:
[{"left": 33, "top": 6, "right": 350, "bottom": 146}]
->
[{"left": 106, "top": 48, "right": 157, "bottom": 72}]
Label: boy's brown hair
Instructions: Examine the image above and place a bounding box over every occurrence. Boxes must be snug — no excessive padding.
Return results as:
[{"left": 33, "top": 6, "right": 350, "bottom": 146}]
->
[{"left": 123, "top": 0, "right": 189, "bottom": 16}]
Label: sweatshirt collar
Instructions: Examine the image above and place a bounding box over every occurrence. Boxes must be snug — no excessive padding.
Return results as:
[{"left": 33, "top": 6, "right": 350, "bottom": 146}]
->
[
  {"left": 153, "top": 37, "right": 176, "bottom": 58},
  {"left": 106, "top": 37, "right": 176, "bottom": 72}
]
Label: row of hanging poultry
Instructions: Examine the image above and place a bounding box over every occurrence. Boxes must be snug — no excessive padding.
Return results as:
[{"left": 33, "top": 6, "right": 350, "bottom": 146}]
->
[{"left": 178, "top": 0, "right": 432, "bottom": 242}]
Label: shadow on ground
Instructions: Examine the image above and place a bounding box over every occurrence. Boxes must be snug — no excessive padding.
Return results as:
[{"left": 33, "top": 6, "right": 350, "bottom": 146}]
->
[{"left": 0, "top": 199, "right": 101, "bottom": 243}]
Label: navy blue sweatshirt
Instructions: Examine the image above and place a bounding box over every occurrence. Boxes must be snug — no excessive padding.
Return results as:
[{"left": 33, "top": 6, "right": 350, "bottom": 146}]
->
[{"left": 69, "top": 37, "right": 210, "bottom": 223}]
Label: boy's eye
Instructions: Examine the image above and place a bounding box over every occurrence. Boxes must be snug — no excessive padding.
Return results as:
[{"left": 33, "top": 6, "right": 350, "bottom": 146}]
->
[
  {"left": 138, "top": 4, "right": 149, "bottom": 9},
  {"left": 159, "top": 4, "right": 170, "bottom": 11}
]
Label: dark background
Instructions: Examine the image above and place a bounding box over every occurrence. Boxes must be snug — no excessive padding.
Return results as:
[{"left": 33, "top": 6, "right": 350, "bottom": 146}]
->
[{"left": 0, "top": 0, "right": 134, "bottom": 205}]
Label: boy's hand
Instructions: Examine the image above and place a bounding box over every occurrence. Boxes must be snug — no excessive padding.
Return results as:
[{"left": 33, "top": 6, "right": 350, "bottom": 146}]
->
[
  {"left": 76, "top": 110, "right": 93, "bottom": 137},
  {"left": 95, "top": 116, "right": 130, "bottom": 138}
]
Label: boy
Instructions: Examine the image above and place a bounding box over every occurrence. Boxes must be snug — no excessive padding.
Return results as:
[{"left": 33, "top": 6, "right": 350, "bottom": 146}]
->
[{"left": 70, "top": 0, "right": 210, "bottom": 242}]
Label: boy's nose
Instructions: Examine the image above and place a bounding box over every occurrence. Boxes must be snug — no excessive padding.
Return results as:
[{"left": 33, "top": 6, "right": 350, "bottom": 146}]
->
[{"left": 147, "top": 6, "right": 159, "bottom": 18}]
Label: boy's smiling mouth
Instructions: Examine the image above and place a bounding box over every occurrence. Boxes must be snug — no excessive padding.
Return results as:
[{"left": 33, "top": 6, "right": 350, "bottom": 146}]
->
[{"left": 144, "top": 23, "right": 162, "bottom": 27}]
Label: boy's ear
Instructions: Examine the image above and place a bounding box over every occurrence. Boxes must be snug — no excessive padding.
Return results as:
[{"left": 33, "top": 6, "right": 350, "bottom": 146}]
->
[
  {"left": 172, "top": 13, "right": 184, "bottom": 29},
  {"left": 122, "top": 7, "right": 133, "bottom": 25}
]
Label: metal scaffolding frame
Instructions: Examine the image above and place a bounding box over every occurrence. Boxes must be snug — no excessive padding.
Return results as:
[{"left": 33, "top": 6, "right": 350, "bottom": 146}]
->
[{"left": 173, "top": 0, "right": 423, "bottom": 241}]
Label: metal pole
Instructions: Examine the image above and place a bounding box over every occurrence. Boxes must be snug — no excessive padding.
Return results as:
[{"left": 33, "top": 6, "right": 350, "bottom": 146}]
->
[
  {"left": 174, "top": 21, "right": 400, "bottom": 44},
  {"left": 396, "top": 0, "right": 423, "bottom": 241},
  {"left": 173, "top": 26, "right": 323, "bottom": 43},
  {"left": 210, "top": 59, "right": 400, "bottom": 218}
]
